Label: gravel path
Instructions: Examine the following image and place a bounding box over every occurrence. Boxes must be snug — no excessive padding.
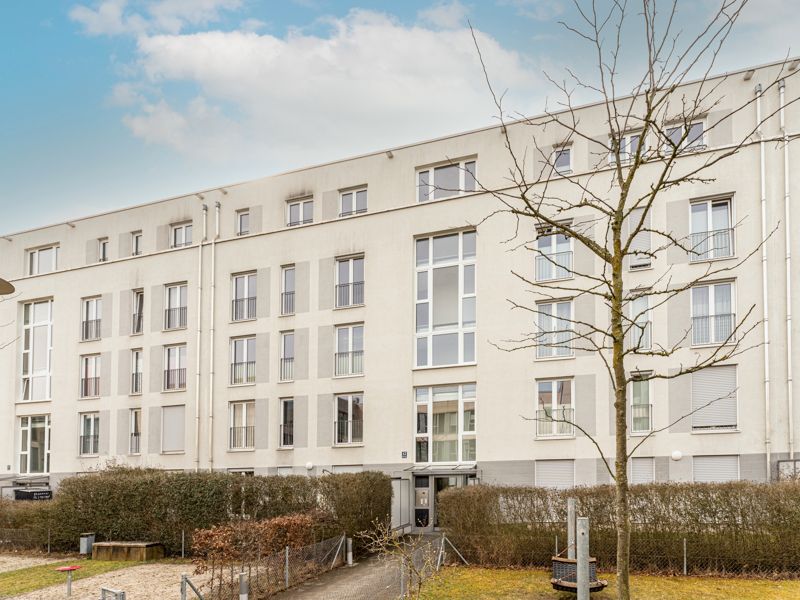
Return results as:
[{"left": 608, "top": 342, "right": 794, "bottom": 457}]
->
[{"left": 0, "top": 554, "right": 61, "bottom": 574}]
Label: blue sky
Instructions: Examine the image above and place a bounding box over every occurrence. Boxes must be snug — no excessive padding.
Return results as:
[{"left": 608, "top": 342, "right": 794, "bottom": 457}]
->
[{"left": 0, "top": 0, "right": 796, "bottom": 233}]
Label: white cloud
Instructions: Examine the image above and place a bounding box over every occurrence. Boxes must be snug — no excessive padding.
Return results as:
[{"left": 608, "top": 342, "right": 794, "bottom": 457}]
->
[
  {"left": 418, "top": 1, "right": 470, "bottom": 30},
  {"left": 498, "top": 0, "right": 564, "bottom": 21}
]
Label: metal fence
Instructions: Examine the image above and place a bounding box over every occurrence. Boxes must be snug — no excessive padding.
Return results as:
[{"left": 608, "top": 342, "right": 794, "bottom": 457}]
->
[{"left": 0, "top": 527, "right": 49, "bottom": 552}]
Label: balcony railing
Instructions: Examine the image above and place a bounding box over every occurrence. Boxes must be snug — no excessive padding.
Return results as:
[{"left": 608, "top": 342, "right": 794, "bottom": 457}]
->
[
  {"left": 287, "top": 218, "right": 313, "bottom": 227},
  {"left": 131, "top": 372, "right": 143, "bottom": 394},
  {"left": 164, "top": 368, "right": 187, "bottom": 390},
  {"left": 280, "top": 424, "right": 294, "bottom": 447},
  {"left": 335, "top": 282, "right": 365, "bottom": 308},
  {"left": 81, "top": 319, "right": 101, "bottom": 341},
  {"left": 335, "top": 351, "right": 364, "bottom": 376},
  {"left": 80, "top": 434, "right": 99, "bottom": 455},
  {"left": 334, "top": 420, "right": 363, "bottom": 445},
  {"left": 631, "top": 403, "right": 653, "bottom": 434},
  {"left": 80, "top": 377, "right": 100, "bottom": 398},
  {"left": 626, "top": 320, "right": 652, "bottom": 351},
  {"left": 129, "top": 432, "right": 141, "bottom": 454},
  {"left": 535, "top": 251, "right": 573, "bottom": 282},
  {"left": 692, "top": 313, "right": 735, "bottom": 346},
  {"left": 164, "top": 306, "right": 187, "bottom": 330},
  {"left": 536, "top": 331, "right": 573, "bottom": 359},
  {"left": 232, "top": 297, "right": 256, "bottom": 321},
  {"left": 132, "top": 311, "right": 143, "bottom": 334},
  {"left": 280, "top": 358, "right": 294, "bottom": 382},
  {"left": 536, "top": 407, "right": 575, "bottom": 437},
  {"left": 231, "top": 361, "right": 256, "bottom": 385},
  {"left": 281, "top": 291, "right": 295, "bottom": 315},
  {"left": 339, "top": 207, "right": 368, "bottom": 218},
  {"left": 689, "top": 228, "right": 735, "bottom": 262},
  {"left": 229, "top": 426, "right": 255, "bottom": 449}
]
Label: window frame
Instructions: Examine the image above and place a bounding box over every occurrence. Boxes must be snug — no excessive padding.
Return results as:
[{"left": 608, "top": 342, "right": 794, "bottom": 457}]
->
[
  {"left": 280, "top": 331, "right": 295, "bottom": 382},
  {"left": 236, "top": 209, "right": 250, "bottom": 236},
  {"left": 164, "top": 283, "right": 188, "bottom": 330},
  {"left": 664, "top": 120, "right": 706, "bottom": 154},
  {"left": 21, "top": 299, "right": 53, "bottom": 402},
  {"left": 279, "top": 397, "right": 294, "bottom": 448},
  {"left": 630, "top": 374, "right": 652, "bottom": 434},
  {"left": 229, "top": 400, "right": 256, "bottom": 450},
  {"left": 79, "top": 412, "right": 100, "bottom": 456},
  {"left": 132, "top": 289, "right": 145, "bottom": 334},
  {"left": 170, "top": 222, "right": 193, "bottom": 248},
  {"left": 552, "top": 146, "right": 572, "bottom": 175},
  {"left": 333, "top": 393, "right": 364, "bottom": 446},
  {"left": 689, "top": 197, "right": 735, "bottom": 262},
  {"left": 281, "top": 265, "right": 295, "bottom": 316},
  {"left": 131, "top": 348, "right": 143, "bottom": 395},
  {"left": 416, "top": 159, "right": 477, "bottom": 203},
  {"left": 335, "top": 255, "right": 365, "bottom": 308},
  {"left": 230, "top": 336, "right": 256, "bottom": 386},
  {"left": 81, "top": 296, "right": 102, "bottom": 341},
  {"left": 98, "top": 238, "right": 109, "bottom": 262},
  {"left": 129, "top": 408, "right": 141, "bottom": 454},
  {"left": 535, "top": 378, "right": 575, "bottom": 438},
  {"left": 79, "top": 353, "right": 101, "bottom": 398},
  {"left": 335, "top": 323, "right": 364, "bottom": 377},
  {"left": 132, "top": 231, "right": 143, "bottom": 256},
  {"left": 690, "top": 281, "right": 736, "bottom": 347},
  {"left": 414, "top": 383, "right": 476, "bottom": 464},
  {"left": 163, "top": 344, "right": 188, "bottom": 391},
  {"left": 286, "top": 198, "right": 313, "bottom": 227},
  {"left": 27, "top": 245, "right": 59, "bottom": 276},
  {"left": 535, "top": 228, "right": 573, "bottom": 282},
  {"left": 19, "top": 415, "right": 51, "bottom": 475},
  {"left": 339, "top": 187, "right": 368, "bottom": 217},
  {"left": 609, "top": 132, "right": 645, "bottom": 165},
  {"left": 535, "top": 299, "right": 574, "bottom": 360},
  {"left": 231, "top": 272, "right": 257, "bottom": 322}
]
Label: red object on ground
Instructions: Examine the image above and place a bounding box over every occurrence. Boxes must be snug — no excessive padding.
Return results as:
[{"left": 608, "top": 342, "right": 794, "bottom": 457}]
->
[{"left": 56, "top": 566, "right": 82, "bottom": 572}]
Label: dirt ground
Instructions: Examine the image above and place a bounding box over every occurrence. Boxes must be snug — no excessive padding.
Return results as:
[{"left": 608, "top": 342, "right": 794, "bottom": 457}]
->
[{"left": 0, "top": 555, "right": 60, "bottom": 574}]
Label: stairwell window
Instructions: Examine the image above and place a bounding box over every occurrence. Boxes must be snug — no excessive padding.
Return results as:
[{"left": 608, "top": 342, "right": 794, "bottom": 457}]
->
[
  {"left": 335, "top": 324, "right": 364, "bottom": 376},
  {"left": 414, "top": 383, "right": 476, "bottom": 463},
  {"left": 229, "top": 400, "right": 255, "bottom": 449},
  {"left": 165, "top": 283, "right": 188, "bottom": 330},
  {"left": 690, "top": 198, "right": 734, "bottom": 261},
  {"left": 417, "top": 159, "right": 476, "bottom": 202},
  {"left": 21, "top": 299, "right": 53, "bottom": 402},
  {"left": 336, "top": 256, "right": 364, "bottom": 308},
  {"left": 340, "top": 188, "right": 367, "bottom": 217},
  {"left": 171, "top": 222, "right": 193, "bottom": 248},
  {"left": 691, "top": 282, "right": 734, "bottom": 346},
  {"left": 536, "top": 379, "right": 574, "bottom": 437},
  {"left": 27, "top": 245, "right": 58, "bottom": 275},
  {"left": 230, "top": 336, "right": 256, "bottom": 385},
  {"left": 287, "top": 198, "right": 313, "bottom": 226},
  {"left": 334, "top": 394, "right": 363, "bottom": 445}
]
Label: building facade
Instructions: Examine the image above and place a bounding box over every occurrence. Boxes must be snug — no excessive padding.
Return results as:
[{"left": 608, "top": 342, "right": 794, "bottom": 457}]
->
[{"left": 1, "top": 60, "right": 799, "bottom": 528}]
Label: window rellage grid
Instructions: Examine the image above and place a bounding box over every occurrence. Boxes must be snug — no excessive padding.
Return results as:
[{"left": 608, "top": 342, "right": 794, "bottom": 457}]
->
[
  {"left": 415, "top": 230, "right": 476, "bottom": 368},
  {"left": 415, "top": 383, "right": 476, "bottom": 463}
]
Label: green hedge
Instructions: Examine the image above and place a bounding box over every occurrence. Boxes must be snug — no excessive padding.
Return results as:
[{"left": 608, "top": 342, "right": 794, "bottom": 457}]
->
[
  {"left": 19, "top": 467, "right": 390, "bottom": 554},
  {"left": 437, "top": 482, "right": 800, "bottom": 575}
]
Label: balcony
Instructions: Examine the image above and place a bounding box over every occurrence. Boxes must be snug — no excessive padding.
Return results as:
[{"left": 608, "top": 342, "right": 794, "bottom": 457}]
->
[
  {"left": 535, "top": 251, "right": 573, "bottom": 282},
  {"left": 80, "top": 434, "right": 99, "bottom": 455},
  {"left": 280, "top": 424, "right": 294, "bottom": 447},
  {"left": 335, "top": 351, "right": 364, "bottom": 376},
  {"left": 631, "top": 403, "right": 653, "bottom": 434},
  {"left": 280, "top": 358, "right": 294, "bottom": 382},
  {"left": 232, "top": 297, "right": 256, "bottom": 321},
  {"left": 689, "top": 228, "right": 735, "bottom": 262},
  {"left": 164, "top": 368, "right": 187, "bottom": 391},
  {"left": 692, "top": 313, "right": 735, "bottom": 346},
  {"left": 131, "top": 372, "right": 143, "bottom": 395},
  {"left": 229, "top": 426, "right": 255, "bottom": 449},
  {"left": 164, "top": 307, "right": 187, "bottom": 330},
  {"left": 129, "top": 432, "right": 141, "bottom": 454},
  {"left": 335, "top": 282, "right": 365, "bottom": 308},
  {"left": 132, "top": 312, "right": 143, "bottom": 334},
  {"left": 230, "top": 361, "right": 256, "bottom": 385},
  {"left": 536, "top": 407, "right": 575, "bottom": 437},
  {"left": 81, "top": 319, "right": 101, "bottom": 341},
  {"left": 281, "top": 291, "right": 295, "bottom": 315},
  {"left": 80, "top": 377, "right": 100, "bottom": 398},
  {"left": 334, "top": 420, "right": 363, "bottom": 445}
]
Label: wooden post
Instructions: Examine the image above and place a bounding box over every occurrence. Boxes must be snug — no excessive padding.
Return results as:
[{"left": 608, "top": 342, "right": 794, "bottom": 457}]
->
[
  {"left": 567, "top": 498, "right": 577, "bottom": 560},
  {"left": 577, "top": 517, "right": 589, "bottom": 600}
]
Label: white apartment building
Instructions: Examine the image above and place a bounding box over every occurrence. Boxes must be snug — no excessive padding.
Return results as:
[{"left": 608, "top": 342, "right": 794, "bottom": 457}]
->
[{"left": 1, "top": 60, "right": 799, "bottom": 529}]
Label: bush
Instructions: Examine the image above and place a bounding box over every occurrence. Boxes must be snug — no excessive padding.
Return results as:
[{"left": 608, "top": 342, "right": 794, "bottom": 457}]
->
[{"left": 437, "top": 481, "right": 800, "bottom": 575}]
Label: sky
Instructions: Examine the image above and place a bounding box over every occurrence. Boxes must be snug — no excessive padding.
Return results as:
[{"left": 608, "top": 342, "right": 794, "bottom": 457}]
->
[{"left": 0, "top": 0, "right": 797, "bottom": 234}]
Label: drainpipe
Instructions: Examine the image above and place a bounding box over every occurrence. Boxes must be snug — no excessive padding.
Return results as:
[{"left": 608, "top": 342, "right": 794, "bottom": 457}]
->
[
  {"left": 780, "top": 79, "right": 794, "bottom": 460},
  {"left": 208, "top": 201, "right": 220, "bottom": 470},
  {"left": 756, "top": 83, "right": 772, "bottom": 479},
  {"left": 194, "top": 205, "right": 207, "bottom": 471}
]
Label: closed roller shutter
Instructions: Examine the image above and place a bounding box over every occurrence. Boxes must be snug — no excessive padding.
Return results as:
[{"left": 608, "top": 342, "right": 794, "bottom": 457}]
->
[
  {"left": 691, "top": 365, "right": 737, "bottom": 430},
  {"left": 631, "top": 457, "right": 655, "bottom": 484},
  {"left": 162, "top": 405, "right": 185, "bottom": 453},
  {"left": 536, "top": 459, "right": 575, "bottom": 489},
  {"left": 693, "top": 455, "right": 739, "bottom": 482}
]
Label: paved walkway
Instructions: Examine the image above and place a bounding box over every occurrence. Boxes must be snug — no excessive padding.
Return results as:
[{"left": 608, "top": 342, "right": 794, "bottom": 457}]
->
[{"left": 276, "top": 555, "right": 401, "bottom": 600}]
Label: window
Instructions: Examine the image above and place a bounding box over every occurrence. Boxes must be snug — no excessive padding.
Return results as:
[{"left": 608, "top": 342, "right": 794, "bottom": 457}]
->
[
  {"left": 231, "top": 273, "right": 257, "bottom": 321},
  {"left": 81, "top": 296, "right": 102, "bottom": 341},
  {"left": 611, "top": 132, "right": 643, "bottom": 164},
  {"left": 164, "top": 345, "right": 187, "bottom": 390},
  {"left": 131, "top": 349, "right": 143, "bottom": 394},
  {"left": 236, "top": 210, "right": 250, "bottom": 236},
  {"left": 98, "top": 238, "right": 109, "bottom": 262},
  {"left": 129, "top": 408, "right": 141, "bottom": 454},
  {"left": 287, "top": 198, "right": 313, "bottom": 226},
  {"left": 171, "top": 222, "right": 192, "bottom": 248},
  {"left": 132, "top": 289, "right": 144, "bottom": 334},
  {"left": 280, "top": 398, "right": 294, "bottom": 447},
  {"left": 229, "top": 400, "right": 255, "bottom": 449},
  {"left": 161, "top": 405, "right": 185, "bottom": 453},
  {"left": 535, "top": 459, "right": 575, "bottom": 489},
  {"left": 165, "top": 283, "right": 188, "bottom": 330},
  {"left": 665, "top": 121, "right": 705, "bottom": 153},
  {"left": 691, "top": 365, "right": 737, "bottom": 431},
  {"left": 690, "top": 198, "right": 734, "bottom": 261},
  {"left": 536, "top": 300, "right": 572, "bottom": 359},
  {"left": 281, "top": 266, "right": 295, "bottom": 315},
  {"left": 27, "top": 245, "right": 58, "bottom": 275},
  {"left": 627, "top": 294, "right": 651, "bottom": 351},
  {"left": 630, "top": 375, "right": 652, "bottom": 433},
  {"left": 21, "top": 300, "right": 53, "bottom": 401},
  {"left": 630, "top": 457, "right": 655, "bottom": 484},
  {"left": 693, "top": 455, "right": 739, "bottom": 483},
  {"left": 19, "top": 415, "right": 50, "bottom": 474},
  {"left": 415, "top": 384, "right": 476, "bottom": 463},
  {"left": 553, "top": 147, "right": 572, "bottom": 175},
  {"left": 335, "top": 256, "right": 365, "bottom": 308},
  {"left": 691, "top": 282, "right": 734, "bottom": 345},
  {"left": 417, "top": 159, "right": 476, "bottom": 202},
  {"left": 335, "top": 324, "right": 364, "bottom": 376},
  {"left": 80, "top": 354, "right": 101, "bottom": 398},
  {"left": 280, "top": 332, "right": 294, "bottom": 381},
  {"left": 132, "top": 231, "right": 142, "bottom": 256},
  {"left": 536, "top": 379, "right": 574, "bottom": 437},
  {"left": 334, "top": 394, "right": 363, "bottom": 445},
  {"left": 415, "top": 231, "right": 476, "bottom": 367},
  {"left": 80, "top": 412, "right": 100, "bottom": 456},
  {"left": 627, "top": 207, "right": 652, "bottom": 269},
  {"left": 340, "top": 188, "right": 368, "bottom": 217},
  {"left": 230, "top": 337, "right": 256, "bottom": 385},
  {"left": 535, "top": 230, "right": 572, "bottom": 281}
]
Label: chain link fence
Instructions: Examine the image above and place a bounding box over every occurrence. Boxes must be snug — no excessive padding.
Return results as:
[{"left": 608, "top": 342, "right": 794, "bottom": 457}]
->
[{"left": 0, "top": 527, "right": 50, "bottom": 552}]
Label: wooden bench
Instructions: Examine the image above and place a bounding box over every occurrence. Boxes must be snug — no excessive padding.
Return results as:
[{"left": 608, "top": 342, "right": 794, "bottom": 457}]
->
[{"left": 91, "top": 541, "right": 165, "bottom": 562}]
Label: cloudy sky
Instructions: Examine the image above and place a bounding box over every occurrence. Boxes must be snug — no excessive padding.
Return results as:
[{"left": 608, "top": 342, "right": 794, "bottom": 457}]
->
[{"left": 1, "top": 0, "right": 796, "bottom": 233}]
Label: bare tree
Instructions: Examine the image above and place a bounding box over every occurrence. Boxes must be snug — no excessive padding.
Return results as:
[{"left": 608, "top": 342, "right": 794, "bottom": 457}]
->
[{"left": 457, "top": 1, "right": 800, "bottom": 598}]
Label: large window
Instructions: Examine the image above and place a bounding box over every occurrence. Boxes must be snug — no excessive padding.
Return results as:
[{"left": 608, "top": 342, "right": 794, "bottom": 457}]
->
[
  {"left": 19, "top": 415, "right": 50, "bottom": 474},
  {"left": 171, "top": 222, "right": 192, "bottom": 248},
  {"left": 80, "top": 412, "right": 99, "bottom": 456},
  {"left": 280, "top": 331, "right": 294, "bottom": 381},
  {"left": 79, "top": 354, "right": 101, "bottom": 398},
  {"left": 335, "top": 324, "right": 364, "bottom": 376},
  {"left": 161, "top": 405, "right": 185, "bottom": 453},
  {"left": 691, "top": 282, "right": 734, "bottom": 346},
  {"left": 164, "top": 345, "right": 187, "bottom": 390},
  {"left": 165, "top": 283, "right": 188, "bottom": 330},
  {"left": 335, "top": 393, "right": 363, "bottom": 445},
  {"left": 230, "top": 337, "right": 256, "bottom": 385},
  {"left": 280, "top": 398, "right": 294, "bottom": 447},
  {"left": 131, "top": 349, "right": 143, "bottom": 394},
  {"left": 281, "top": 266, "right": 295, "bottom": 315},
  {"left": 232, "top": 272, "right": 257, "bottom": 321},
  {"left": 691, "top": 365, "right": 737, "bottom": 431},
  {"left": 415, "top": 384, "right": 476, "bottom": 463},
  {"left": 287, "top": 198, "right": 313, "bottom": 226},
  {"left": 27, "top": 245, "right": 58, "bottom": 275},
  {"left": 336, "top": 256, "right": 365, "bottom": 308},
  {"left": 630, "top": 376, "right": 652, "bottom": 433},
  {"left": 417, "top": 160, "right": 476, "bottom": 202},
  {"left": 415, "top": 231, "right": 476, "bottom": 367},
  {"left": 21, "top": 299, "right": 53, "bottom": 401},
  {"left": 535, "top": 230, "right": 572, "bottom": 281},
  {"left": 340, "top": 188, "right": 367, "bottom": 217},
  {"left": 81, "top": 296, "right": 102, "bottom": 341},
  {"left": 129, "top": 408, "right": 141, "bottom": 454},
  {"left": 690, "top": 198, "right": 734, "bottom": 261},
  {"left": 536, "top": 379, "right": 574, "bottom": 437},
  {"left": 229, "top": 400, "right": 255, "bottom": 449},
  {"left": 536, "top": 300, "right": 572, "bottom": 359}
]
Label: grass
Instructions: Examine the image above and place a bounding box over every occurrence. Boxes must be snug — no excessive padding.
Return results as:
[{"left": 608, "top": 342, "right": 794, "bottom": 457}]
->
[
  {"left": 420, "top": 566, "right": 800, "bottom": 600},
  {"left": 0, "top": 559, "right": 135, "bottom": 597}
]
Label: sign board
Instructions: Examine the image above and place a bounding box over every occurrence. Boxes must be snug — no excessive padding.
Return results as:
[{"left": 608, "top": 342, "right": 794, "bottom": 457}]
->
[{"left": 14, "top": 489, "right": 52, "bottom": 501}]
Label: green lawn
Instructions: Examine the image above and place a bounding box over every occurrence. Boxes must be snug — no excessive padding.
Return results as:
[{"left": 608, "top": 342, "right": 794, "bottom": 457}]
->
[
  {"left": 421, "top": 567, "right": 798, "bottom": 600},
  {"left": 0, "top": 559, "right": 134, "bottom": 597}
]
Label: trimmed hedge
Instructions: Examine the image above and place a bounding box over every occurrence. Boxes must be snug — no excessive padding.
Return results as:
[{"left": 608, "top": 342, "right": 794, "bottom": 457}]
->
[{"left": 437, "top": 482, "right": 800, "bottom": 575}]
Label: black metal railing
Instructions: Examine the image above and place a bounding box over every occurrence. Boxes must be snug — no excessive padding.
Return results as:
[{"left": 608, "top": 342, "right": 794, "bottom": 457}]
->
[
  {"left": 132, "top": 311, "right": 143, "bottom": 334},
  {"left": 231, "top": 297, "right": 256, "bottom": 321},
  {"left": 280, "top": 358, "right": 294, "bottom": 381},
  {"left": 334, "top": 420, "right": 363, "bottom": 445},
  {"left": 131, "top": 372, "right": 142, "bottom": 394},
  {"left": 229, "top": 426, "right": 255, "bottom": 449},
  {"left": 631, "top": 403, "right": 653, "bottom": 433},
  {"left": 281, "top": 291, "right": 295, "bottom": 315},
  {"left": 129, "top": 432, "right": 141, "bottom": 454},
  {"left": 335, "top": 351, "right": 363, "bottom": 376},
  {"left": 692, "top": 313, "right": 735, "bottom": 346},
  {"left": 689, "top": 228, "right": 735, "bottom": 261},
  {"left": 81, "top": 319, "right": 101, "bottom": 341},
  {"left": 164, "top": 368, "right": 187, "bottom": 390},
  {"left": 80, "top": 434, "right": 99, "bottom": 455},
  {"left": 335, "top": 281, "right": 365, "bottom": 308},
  {"left": 280, "top": 424, "right": 294, "bottom": 447},
  {"left": 287, "top": 217, "right": 313, "bottom": 227},
  {"left": 80, "top": 377, "right": 100, "bottom": 398},
  {"left": 230, "top": 361, "right": 256, "bottom": 385},
  {"left": 164, "top": 306, "right": 187, "bottom": 330},
  {"left": 339, "top": 207, "right": 368, "bottom": 218}
]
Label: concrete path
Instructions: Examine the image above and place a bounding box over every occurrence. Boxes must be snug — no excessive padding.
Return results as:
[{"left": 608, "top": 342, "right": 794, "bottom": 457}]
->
[{"left": 276, "top": 555, "right": 401, "bottom": 600}]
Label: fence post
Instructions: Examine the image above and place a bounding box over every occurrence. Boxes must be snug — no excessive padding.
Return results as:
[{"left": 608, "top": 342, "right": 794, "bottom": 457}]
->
[
  {"left": 181, "top": 574, "right": 187, "bottom": 600},
  {"left": 239, "top": 572, "right": 248, "bottom": 600},
  {"left": 399, "top": 556, "right": 407, "bottom": 598},
  {"left": 683, "top": 537, "right": 688, "bottom": 575},
  {"left": 284, "top": 546, "right": 290, "bottom": 589},
  {"left": 568, "top": 497, "right": 577, "bottom": 560},
  {"left": 555, "top": 535, "right": 558, "bottom": 556},
  {"left": 346, "top": 537, "right": 353, "bottom": 567},
  {"left": 47, "top": 528, "right": 51, "bottom": 554},
  {"left": 576, "top": 517, "right": 589, "bottom": 600},
  {"left": 182, "top": 530, "right": 186, "bottom": 559}
]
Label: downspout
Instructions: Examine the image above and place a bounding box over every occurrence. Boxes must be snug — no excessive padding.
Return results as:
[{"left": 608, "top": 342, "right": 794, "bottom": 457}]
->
[
  {"left": 756, "top": 83, "right": 772, "bottom": 478},
  {"left": 208, "top": 201, "right": 220, "bottom": 470},
  {"left": 194, "top": 204, "right": 207, "bottom": 471},
  {"left": 780, "top": 79, "right": 794, "bottom": 460}
]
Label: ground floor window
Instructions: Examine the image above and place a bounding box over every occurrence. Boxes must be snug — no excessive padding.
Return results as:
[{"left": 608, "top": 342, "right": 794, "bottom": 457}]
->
[
  {"left": 415, "top": 383, "right": 476, "bottom": 463},
  {"left": 19, "top": 415, "right": 50, "bottom": 474}
]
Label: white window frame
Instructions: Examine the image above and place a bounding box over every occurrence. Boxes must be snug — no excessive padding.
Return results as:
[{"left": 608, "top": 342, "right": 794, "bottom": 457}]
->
[
  {"left": 416, "top": 159, "right": 477, "bottom": 203},
  {"left": 664, "top": 120, "right": 706, "bottom": 153},
  {"left": 164, "top": 344, "right": 187, "bottom": 390},
  {"left": 98, "top": 238, "right": 109, "bottom": 262},
  {"left": 21, "top": 299, "right": 53, "bottom": 401},
  {"left": 627, "top": 294, "right": 652, "bottom": 351},
  {"left": 231, "top": 272, "right": 257, "bottom": 321},
  {"left": 552, "top": 146, "right": 572, "bottom": 175},
  {"left": 19, "top": 415, "right": 51, "bottom": 474},
  {"left": 339, "top": 187, "right": 368, "bottom": 217},
  {"left": 230, "top": 336, "right": 256, "bottom": 385},
  {"left": 132, "top": 231, "right": 142, "bottom": 256},
  {"left": 691, "top": 282, "right": 735, "bottom": 347},
  {"left": 81, "top": 296, "right": 102, "bottom": 341},
  {"left": 229, "top": 400, "right": 255, "bottom": 450},
  {"left": 609, "top": 132, "right": 645, "bottom": 165},
  {"left": 335, "top": 323, "right": 364, "bottom": 377},
  {"left": 27, "top": 245, "right": 59, "bottom": 276},
  {"left": 281, "top": 265, "right": 295, "bottom": 315},
  {"left": 132, "top": 289, "right": 145, "bottom": 334},
  {"left": 129, "top": 408, "right": 141, "bottom": 454},
  {"left": 79, "top": 412, "right": 100, "bottom": 456},
  {"left": 334, "top": 393, "right": 364, "bottom": 446},
  {"left": 280, "top": 397, "right": 294, "bottom": 448},
  {"left": 287, "top": 198, "right": 313, "bottom": 226},
  {"left": 335, "top": 255, "right": 365, "bottom": 308},
  {"left": 535, "top": 378, "right": 575, "bottom": 438},
  {"left": 79, "top": 354, "right": 101, "bottom": 398},
  {"left": 535, "top": 229, "right": 573, "bottom": 282},
  {"left": 236, "top": 209, "right": 250, "bottom": 236},
  {"left": 131, "top": 348, "right": 143, "bottom": 395},
  {"left": 414, "top": 383, "right": 476, "bottom": 464},
  {"left": 164, "top": 283, "right": 188, "bottom": 330},
  {"left": 280, "top": 331, "right": 294, "bottom": 382},
  {"left": 536, "top": 300, "right": 573, "bottom": 359},
  {"left": 170, "top": 222, "right": 193, "bottom": 248},
  {"left": 630, "top": 375, "right": 652, "bottom": 434},
  {"left": 689, "top": 197, "right": 734, "bottom": 261}
]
